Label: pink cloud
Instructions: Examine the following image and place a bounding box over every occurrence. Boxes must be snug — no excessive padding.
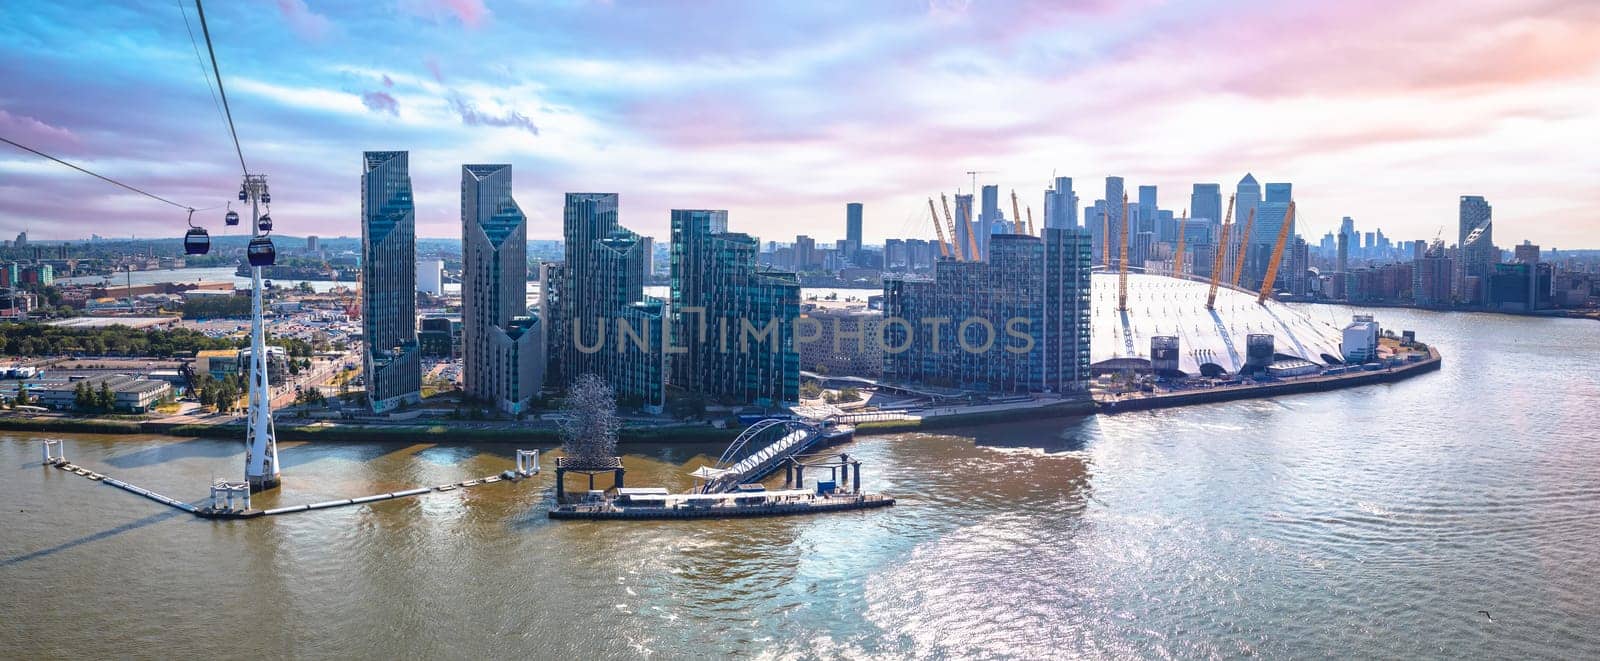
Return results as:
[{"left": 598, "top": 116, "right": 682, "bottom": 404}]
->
[
  {"left": 275, "top": 0, "right": 332, "bottom": 40},
  {"left": 361, "top": 91, "right": 400, "bottom": 116},
  {"left": 0, "top": 109, "right": 81, "bottom": 154},
  {"left": 402, "top": 0, "right": 491, "bottom": 28}
]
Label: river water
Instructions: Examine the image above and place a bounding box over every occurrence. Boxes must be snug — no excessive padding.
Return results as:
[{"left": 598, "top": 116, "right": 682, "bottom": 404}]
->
[{"left": 2, "top": 307, "right": 1597, "bottom": 658}]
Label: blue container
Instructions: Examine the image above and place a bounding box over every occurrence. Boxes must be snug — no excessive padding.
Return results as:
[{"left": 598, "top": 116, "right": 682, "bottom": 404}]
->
[{"left": 816, "top": 481, "right": 837, "bottom": 495}]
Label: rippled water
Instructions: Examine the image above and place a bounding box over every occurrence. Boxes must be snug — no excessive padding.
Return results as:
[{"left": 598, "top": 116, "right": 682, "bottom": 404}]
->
[{"left": 2, "top": 307, "right": 1598, "bottom": 658}]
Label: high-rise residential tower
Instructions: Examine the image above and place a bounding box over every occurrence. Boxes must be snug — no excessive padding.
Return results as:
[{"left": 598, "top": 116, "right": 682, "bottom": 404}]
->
[
  {"left": 1458, "top": 195, "right": 1495, "bottom": 303},
  {"left": 360, "top": 151, "right": 421, "bottom": 412},
  {"left": 671, "top": 210, "right": 801, "bottom": 405},
  {"left": 556, "top": 193, "right": 665, "bottom": 412},
  {"left": 461, "top": 164, "right": 544, "bottom": 415},
  {"left": 844, "top": 203, "right": 863, "bottom": 257}
]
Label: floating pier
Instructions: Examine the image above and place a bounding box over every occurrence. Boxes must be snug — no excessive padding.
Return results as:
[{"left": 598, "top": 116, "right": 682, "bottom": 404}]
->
[{"left": 42, "top": 442, "right": 541, "bottom": 520}]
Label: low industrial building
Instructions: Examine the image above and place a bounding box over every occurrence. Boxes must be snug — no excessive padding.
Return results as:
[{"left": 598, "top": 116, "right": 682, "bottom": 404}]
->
[
  {"left": 32, "top": 373, "right": 172, "bottom": 413},
  {"left": 1341, "top": 315, "right": 1380, "bottom": 363}
]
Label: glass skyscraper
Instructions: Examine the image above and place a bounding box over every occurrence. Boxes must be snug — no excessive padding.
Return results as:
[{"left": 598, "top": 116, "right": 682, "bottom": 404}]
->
[
  {"left": 670, "top": 209, "right": 801, "bottom": 405},
  {"left": 360, "top": 151, "right": 421, "bottom": 412},
  {"left": 461, "top": 164, "right": 544, "bottom": 414},
  {"left": 1044, "top": 176, "right": 1077, "bottom": 230},
  {"left": 845, "top": 202, "right": 863, "bottom": 257}
]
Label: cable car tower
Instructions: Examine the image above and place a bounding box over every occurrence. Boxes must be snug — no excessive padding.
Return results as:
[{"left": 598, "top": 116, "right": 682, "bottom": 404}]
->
[{"left": 240, "top": 173, "right": 279, "bottom": 491}]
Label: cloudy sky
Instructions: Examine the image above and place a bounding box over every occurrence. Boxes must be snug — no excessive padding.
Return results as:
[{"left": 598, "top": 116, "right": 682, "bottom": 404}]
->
[{"left": 1, "top": 0, "right": 1598, "bottom": 248}]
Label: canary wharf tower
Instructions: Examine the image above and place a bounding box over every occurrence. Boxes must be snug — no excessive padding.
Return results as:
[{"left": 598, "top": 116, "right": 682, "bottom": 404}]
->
[{"left": 361, "top": 151, "right": 421, "bottom": 412}]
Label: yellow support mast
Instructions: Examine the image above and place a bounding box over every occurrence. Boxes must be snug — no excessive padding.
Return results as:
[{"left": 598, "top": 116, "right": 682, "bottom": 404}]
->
[
  {"left": 1256, "top": 201, "right": 1297, "bottom": 304},
  {"left": 1118, "top": 192, "right": 1131, "bottom": 311},
  {"left": 1026, "top": 206, "right": 1035, "bottom": 236},
  {"left": 1206, "top": 195, "right": 1235, "bottom": 309},
  {"left": 960, "top": 193, "right": 981, "bottom": 261},
  {"left": 927, "top": 198, "right": 951, "bottom": 259},
  {"left": 1173, "top": 207, "right": 1189, "bottom": 278},
  {"left": 1010, "top": 189, "right": 1025, "bottom": 236},
  {"left": 1230, "top": 206, "right": 1256, "bottom": 288},
  {"left": 939, "top": 193, "right": 963, "bottom": 261}
]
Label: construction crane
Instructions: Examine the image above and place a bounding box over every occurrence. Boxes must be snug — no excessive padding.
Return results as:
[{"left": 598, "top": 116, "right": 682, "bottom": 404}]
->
[
  {"left": 1257, "top": 201, "right": 1296, "bottom": 304},
  {"left": 964, "top": 170, "right": 992, "bottom": 196},
  {"left": 1206, "top": 194, "right": 1235, "bottom": 309},
  {"left": 1172, "top": 207, "right": 1190, "bottom": 278},
  {"left": 1026, "top": 206, "right": 1035, "bottom": 236},
  {"left": 1230, "top": 206, "right": 1256, "bottom": 288},
  {"left": 939, "top": 193, "right": 963, "bottom": 261},
  {"left": 927, "top": 198, "right": 952, "bottom": 258},
  {"left": 1010, "top": 189, "right": 1024, "bottom": 235},
  {"left": 1118, "top": 192, "right": 1131, "bottom": 311}
]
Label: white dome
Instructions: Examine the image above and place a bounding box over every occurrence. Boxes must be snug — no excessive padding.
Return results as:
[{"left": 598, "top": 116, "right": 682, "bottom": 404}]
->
[{"left": 1090, "top": 272, "right": 1345, "bottom": 375}]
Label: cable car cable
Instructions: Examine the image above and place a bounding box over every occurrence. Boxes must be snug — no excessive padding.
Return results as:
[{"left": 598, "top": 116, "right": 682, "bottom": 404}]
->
[
  {"left": 0, "top": 135, "right": 197, "bottom": 212},
  {"left": 177, "top": 0, "right": 227, "bottom": 137},
  {"left": 193, "top": 0, "right": 248, "bottom": 175}
]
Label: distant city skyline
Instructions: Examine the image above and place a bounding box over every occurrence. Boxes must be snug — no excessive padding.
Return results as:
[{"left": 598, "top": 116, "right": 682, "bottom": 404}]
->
[{"left": 1, "top": 1, "right": 1597, "bottom": 247}]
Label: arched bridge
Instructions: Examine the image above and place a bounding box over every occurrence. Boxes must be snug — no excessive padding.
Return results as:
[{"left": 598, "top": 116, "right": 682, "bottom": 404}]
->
[{"left": 693, "top": 417, "right": 848, "bottom": 493}]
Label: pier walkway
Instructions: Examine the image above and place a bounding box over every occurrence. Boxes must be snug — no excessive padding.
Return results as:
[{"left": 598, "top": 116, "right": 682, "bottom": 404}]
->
[
  {"left": 696, "top": 418, "right": 851, "bottom": 494},
  {"left": 39, "top": 445, "right": 539, "bottom": 520}
]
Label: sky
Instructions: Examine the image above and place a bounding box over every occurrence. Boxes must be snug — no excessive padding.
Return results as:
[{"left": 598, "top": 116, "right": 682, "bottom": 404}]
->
[{"left": 1, "top": 0, "right": 1598, "bottom": 249}]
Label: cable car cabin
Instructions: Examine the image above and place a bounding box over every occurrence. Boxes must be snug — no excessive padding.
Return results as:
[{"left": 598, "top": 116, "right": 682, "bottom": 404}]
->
[
  {"left": 262, "top": 192, "right": 271, "bottom": 204},
  {"left": 238, "top": 186, "right": 247, "bottom": 201},
  {"left": 225, "top": 209, "right": 240, "bottom": 226},
  {"left": 184, "top": 228, "right": 210, "bottom": 255},
  {"left": 247, "top": 236, "right": 276, "bottom": 266},
  {"left": 258, "top": 214, "right": 272, "bottom": 232}
]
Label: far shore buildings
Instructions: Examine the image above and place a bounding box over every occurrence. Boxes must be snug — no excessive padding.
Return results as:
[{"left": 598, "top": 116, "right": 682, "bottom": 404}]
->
[
  {"left": 360, "top": 151, "right": 422, "bottom": 412},
  {"left": 461, "top": 163, "right": 543, "bottom": 415}
]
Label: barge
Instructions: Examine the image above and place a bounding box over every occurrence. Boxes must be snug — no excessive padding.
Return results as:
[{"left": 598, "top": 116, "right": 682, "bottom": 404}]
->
[{"left": 548, "top": 486, "right": 894, "bottom": 520}]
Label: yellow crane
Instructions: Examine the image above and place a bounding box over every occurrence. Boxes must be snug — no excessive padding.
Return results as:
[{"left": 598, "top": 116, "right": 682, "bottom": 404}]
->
[
  {"left": 1118, "top": 192, "right": 1131, "bottom": 311},
  {"left": 1173, "top": 207, "right": 1190, "bottom": 278},
  {"left": 927, "top": 198, "right": 951, "bottom": 259},
  {"left": 1206, "top": 195, "right": 1235, "bottom": 310},
  {"left": 939, "top": 193, "right": 963, "bottom": 261},
  {"left": 1026, "top": 206, "right": 1035, "bottom": 236},
  {"left": 1256, "top": 201, "right": 1297, "bottom": 304},
  {"left": 1230, "top": 206, "right": 1255, "bottom": 288}
]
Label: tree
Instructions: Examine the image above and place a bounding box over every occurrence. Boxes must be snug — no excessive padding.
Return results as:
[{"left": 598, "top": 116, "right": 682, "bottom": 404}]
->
[
  {"left": 74, "top": 381, "right": 91, "bottom": 409},
  {"left": 558, "top": 373, "right": 620, "bottom": 464},
  {"left": 15, "top": 384, "right": 29, "bottom": 406},
  {"left": 96, "top": 381, "right": 114, "bottom": 410},
  {"left": 837, "top": 386, "right": 862, "bottom": 403},
  {"left": 800, "top": 380, "right": 823, "bottom": 400}
]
